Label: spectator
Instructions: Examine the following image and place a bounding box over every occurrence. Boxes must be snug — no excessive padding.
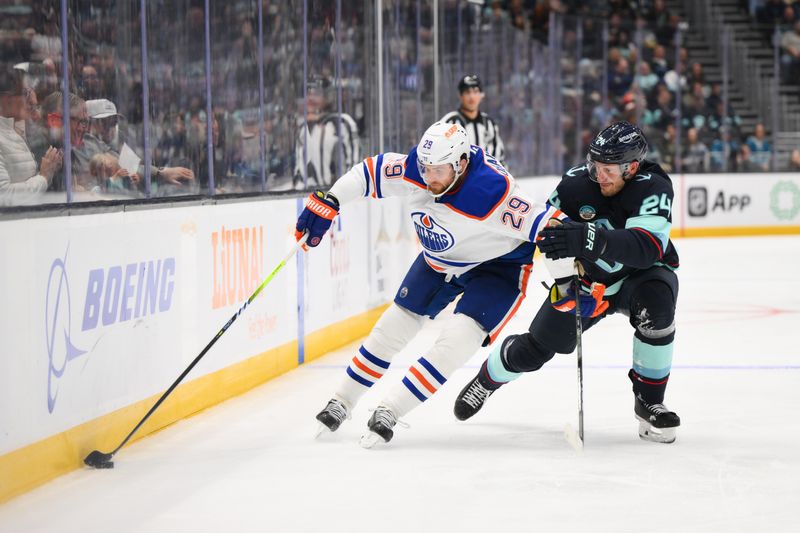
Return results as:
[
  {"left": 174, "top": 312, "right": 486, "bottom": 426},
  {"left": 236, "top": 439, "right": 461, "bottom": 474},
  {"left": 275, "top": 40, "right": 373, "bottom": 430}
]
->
[
  {"left": 682, "top": 82, "right": 709, "bottom": 134},
  {"left": 88, "top": 152, "right": 140, "bottom": 195},
  {"left": 85, "top": 98, "right": 195, "bottom": 194},
  {"left": 686, "top": 62, "right": 706, "bottom": 89},
  {"left": 86, "top": 98, "right": 124, "bottom": 151},
  {"left": 650, "top": 45, "right": 670, "bottom": 79},
  {"left": 589, "top": 90, "right": 617, "bottom": 131},
  {"left": 648, "top": 122, "right": 677, "bottom": 173},
  {"left": 77, "top": 65, "right": 102, "bottom": 100},
  {"left": 681, "top": 127, "right": 710, "bottom": 172},
  {"left": 608, "top": 58, "right": 633, "bottom": 99},
  {"left": 706, "top": 100, "right": 743, "bottom": 139},
  {"left": 709, "top": 127, "right": 740, "bottom": 172},
  {"left": 643, "top": 83, "right": 674, "bottom": 131},
  {"left": 745, "top": 123, "right": 772, "bottom": 171},
  {"left": 635, "top": 61, "right": 659, "bottom": 96},
  {"left": 737, "top": 143, "right": 762, "bottom": 172},
  {"left": 0, "top": 68, "right": 62, "bottom": 205},
  {"left": 705, "top": 83, "right": 723, "bottom": 113},
  {"left": 440, "top": 74, "right": 505, "bottom": 164},
  {"left": 781, "top": 21, "right": 800, "bottom": 84},
  {"left": 789, "top": 149, "right": 800, "bottom": 171}
]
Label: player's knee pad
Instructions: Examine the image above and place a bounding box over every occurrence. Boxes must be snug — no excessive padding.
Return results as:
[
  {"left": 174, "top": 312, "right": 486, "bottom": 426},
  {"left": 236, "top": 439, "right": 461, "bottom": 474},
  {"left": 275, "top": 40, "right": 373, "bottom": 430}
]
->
[
  {"left": 363, "top": 303, "right": 424, "bottom": 359},
  {"left": 503, "top": 332, "right": 557, "bottom": 373},
  {"left": 424, "top": 313, "right": 487, "bottom": 377},
  {"left": 630, "top": 280, "right": 675, "bottom": 346}
]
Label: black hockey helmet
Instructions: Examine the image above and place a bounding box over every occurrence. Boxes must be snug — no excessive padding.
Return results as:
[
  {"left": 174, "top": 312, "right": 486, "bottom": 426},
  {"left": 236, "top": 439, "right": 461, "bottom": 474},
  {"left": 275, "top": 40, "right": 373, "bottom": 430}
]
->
[
  {"left": 588, "top": 121, "right": 648, "bottom": 165},
  {"left": 458, "top": 74, "right": 482, "bottom": 93}
]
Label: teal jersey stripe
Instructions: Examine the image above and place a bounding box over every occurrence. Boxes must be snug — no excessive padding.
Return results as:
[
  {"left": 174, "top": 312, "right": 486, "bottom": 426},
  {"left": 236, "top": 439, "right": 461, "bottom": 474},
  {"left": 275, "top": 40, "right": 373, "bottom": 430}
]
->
[{"left": 625, "top": 215, "right": 671, "bottom": 249}]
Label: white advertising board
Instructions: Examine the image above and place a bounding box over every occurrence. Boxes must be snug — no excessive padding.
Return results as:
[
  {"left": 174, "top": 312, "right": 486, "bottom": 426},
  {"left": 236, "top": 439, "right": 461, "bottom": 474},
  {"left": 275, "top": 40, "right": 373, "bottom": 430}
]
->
[
  {"left": 0, "top": 196, "right": 389, "bottom": 455},
  {"left": 678, "top": 173, "right": 800, "bottom": 229}
]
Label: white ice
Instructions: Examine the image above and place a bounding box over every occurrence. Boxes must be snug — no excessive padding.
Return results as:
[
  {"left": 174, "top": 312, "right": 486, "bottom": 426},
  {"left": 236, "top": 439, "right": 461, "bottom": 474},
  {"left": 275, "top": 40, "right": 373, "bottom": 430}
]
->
[{"left": 1, "top": 236, "right": 798, "bottom": 533}]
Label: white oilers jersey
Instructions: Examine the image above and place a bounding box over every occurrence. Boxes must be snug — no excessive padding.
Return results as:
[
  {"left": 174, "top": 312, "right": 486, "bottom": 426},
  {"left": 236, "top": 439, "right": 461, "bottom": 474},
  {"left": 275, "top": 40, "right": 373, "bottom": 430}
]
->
[{"left": 329, "top": 145, "right": 569, "bottom": 277}]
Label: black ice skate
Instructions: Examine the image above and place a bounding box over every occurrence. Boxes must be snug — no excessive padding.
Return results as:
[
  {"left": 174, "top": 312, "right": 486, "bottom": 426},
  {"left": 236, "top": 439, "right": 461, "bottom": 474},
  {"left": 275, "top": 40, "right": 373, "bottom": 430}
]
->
[
  {"left": 359, "top": 406, "right": 405, "bottom": 448},
  {"left": 634, "top": 395, "right": 680, "bottom": 443},
  {"left": 314, "top": 398, "right": 350, "bottom": 438},
  {"left": 454, "top": 374, "right": 497, "bottom": 421}
]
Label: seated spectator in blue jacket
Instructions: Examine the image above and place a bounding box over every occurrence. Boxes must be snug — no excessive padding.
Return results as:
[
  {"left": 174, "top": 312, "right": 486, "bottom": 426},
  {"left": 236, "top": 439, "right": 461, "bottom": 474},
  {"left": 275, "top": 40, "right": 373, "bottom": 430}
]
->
[
  {"left": 745, "top": 123, "right": 772, "bottom": 172},
  {"left": 709, "top": 127, "right": 740, "bottom": 172}
]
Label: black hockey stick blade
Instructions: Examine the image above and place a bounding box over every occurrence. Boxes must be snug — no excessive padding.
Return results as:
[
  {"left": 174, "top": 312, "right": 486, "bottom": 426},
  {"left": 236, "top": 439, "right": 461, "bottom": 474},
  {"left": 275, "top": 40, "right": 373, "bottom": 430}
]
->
[{"left": 84, "top": 450, "right": 115, "bottom": 469}]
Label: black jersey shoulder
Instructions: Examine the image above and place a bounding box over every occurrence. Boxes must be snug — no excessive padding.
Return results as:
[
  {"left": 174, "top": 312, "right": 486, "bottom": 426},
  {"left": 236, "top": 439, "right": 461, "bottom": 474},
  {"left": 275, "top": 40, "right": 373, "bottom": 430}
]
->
[{"left": 615, "top": 161, "right": 673, "bottom": 213}]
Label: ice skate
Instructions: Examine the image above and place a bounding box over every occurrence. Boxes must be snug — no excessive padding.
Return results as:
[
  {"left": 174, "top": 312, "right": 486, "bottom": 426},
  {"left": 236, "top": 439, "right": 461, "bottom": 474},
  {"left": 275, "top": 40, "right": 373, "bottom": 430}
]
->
[
  {"left": 454, "top": 374, "right": 496, "bottom": 421},
  {"left": 634, "top": 396, "right": 680, "bottom": 444},
  {"left": 314, "top": 398, "right": 350, "bottom": 438},
  {"left": 359, "top": 406, "right": 405, "bottom": 448}
]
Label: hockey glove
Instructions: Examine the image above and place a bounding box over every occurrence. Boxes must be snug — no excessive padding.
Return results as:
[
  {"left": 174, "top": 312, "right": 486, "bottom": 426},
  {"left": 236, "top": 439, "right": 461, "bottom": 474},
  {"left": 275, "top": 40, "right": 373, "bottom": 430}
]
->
[
  {"left": 295, "top": 190, "right": 340, "bottom": 248},
  {"left": 537, "top": 220, "right": 607, "bottom": 261},
  {"left": 549, "top": 281, "right": 609, "bottom": 318}
]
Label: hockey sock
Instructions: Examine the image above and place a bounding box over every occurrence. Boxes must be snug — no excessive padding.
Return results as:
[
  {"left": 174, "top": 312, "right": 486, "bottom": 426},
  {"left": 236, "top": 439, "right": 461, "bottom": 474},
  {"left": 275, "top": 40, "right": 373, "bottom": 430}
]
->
[
  {"left": 381, "top": 313, "right": 486, "bottom": 418},
  {"left": 629, "top": 369, "right": 670, "bottom": 405},
  {"left": 333, "top": 304, "right": 423, "bottom": 408},
  {"left": 482, "top": 335, "right": 522, "bottom": 389}
]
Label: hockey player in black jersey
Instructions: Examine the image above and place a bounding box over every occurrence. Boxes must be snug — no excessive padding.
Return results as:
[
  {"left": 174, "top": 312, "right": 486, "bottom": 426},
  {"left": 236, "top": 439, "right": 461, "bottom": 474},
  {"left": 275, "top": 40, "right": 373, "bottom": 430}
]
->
[{"left": 453, "top": 122, "right": 681, "bottom": 443}]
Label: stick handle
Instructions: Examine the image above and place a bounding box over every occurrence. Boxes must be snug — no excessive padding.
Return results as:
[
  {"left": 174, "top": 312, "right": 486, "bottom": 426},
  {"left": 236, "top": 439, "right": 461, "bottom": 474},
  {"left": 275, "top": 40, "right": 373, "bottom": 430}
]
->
[{"left": 573, "top": 264, "right": 585, "bottom": 443}]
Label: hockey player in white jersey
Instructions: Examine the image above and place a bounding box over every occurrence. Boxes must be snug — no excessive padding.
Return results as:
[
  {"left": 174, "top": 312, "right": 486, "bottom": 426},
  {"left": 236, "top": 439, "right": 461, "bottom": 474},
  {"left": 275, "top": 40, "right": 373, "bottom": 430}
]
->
[{"left": 295, "top": 121, "right": 573, "bottom": 447}]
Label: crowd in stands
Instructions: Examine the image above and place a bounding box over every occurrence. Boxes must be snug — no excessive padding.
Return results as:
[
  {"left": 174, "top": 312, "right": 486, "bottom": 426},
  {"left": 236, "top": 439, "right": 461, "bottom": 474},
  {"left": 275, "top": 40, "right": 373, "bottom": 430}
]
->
[
  {"left": 517, "top": 0, "right": 780, "bottom": 173},
  {"left": 0, "top": 0, "right": 794, "bottom": 207}
]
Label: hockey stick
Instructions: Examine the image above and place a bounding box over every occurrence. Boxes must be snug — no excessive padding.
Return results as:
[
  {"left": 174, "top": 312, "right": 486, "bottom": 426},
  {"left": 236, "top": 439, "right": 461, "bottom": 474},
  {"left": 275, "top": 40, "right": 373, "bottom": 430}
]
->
[
  {"left": 84, "top": 234, "right": 308, "bottom": 469},
  {"left": 564, "top": 265, "right": 585, "bottom": 452}
]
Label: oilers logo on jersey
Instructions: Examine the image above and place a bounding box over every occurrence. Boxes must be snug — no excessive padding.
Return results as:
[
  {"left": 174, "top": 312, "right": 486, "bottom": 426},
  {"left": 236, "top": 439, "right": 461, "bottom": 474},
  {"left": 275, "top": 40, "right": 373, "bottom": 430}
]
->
[{"left": 411, "top": 212, "right": 454, "bottom": 252}]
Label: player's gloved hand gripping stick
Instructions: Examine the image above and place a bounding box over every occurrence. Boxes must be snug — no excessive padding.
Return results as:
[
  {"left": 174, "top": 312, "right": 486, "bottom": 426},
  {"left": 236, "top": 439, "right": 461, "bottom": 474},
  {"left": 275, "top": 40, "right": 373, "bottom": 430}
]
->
[
  {"left": 84, "top": 233, "right": 309, "bottom": 469},
  {"left": 538, "top": 218, "right": 609, "bottom": 318},
  {"left": 295, "top": 190, "right": 340, "bottom": 248},
  {"left": 549, "top": 281, "right": 608, "bottom": 318}
]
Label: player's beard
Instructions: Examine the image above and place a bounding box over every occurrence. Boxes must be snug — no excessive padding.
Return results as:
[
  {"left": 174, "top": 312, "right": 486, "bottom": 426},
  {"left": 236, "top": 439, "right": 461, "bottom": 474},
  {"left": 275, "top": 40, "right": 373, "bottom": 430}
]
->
[
  {"left": 427, "top": 182, "right": 447, "bottom": 195},
  {"left": 598, "top": 178, "right": 625, "bottom": 197}
]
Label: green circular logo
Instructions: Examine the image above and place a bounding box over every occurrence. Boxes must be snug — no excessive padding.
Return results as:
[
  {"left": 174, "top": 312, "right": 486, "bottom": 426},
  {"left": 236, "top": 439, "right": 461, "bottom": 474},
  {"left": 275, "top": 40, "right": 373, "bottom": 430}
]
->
[{"left": 770, "top": 181, "right": 800, "bottom": 221}]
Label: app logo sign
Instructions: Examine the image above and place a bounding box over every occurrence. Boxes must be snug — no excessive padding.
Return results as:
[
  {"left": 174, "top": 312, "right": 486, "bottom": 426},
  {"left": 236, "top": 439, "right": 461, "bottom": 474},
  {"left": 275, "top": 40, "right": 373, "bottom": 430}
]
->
[{"left": 687, "top": 187, "right": 707, "bottom": 217}]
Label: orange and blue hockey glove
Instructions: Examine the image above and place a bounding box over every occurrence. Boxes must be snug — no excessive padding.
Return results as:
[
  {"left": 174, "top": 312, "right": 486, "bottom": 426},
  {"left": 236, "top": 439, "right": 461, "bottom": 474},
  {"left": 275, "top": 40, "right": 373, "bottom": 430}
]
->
[
  {"left": 549, "top": 281, "right": 609, "bottom": 318},
  {"left": 295, "top": 190, "right": 339, "bottom": 248}
]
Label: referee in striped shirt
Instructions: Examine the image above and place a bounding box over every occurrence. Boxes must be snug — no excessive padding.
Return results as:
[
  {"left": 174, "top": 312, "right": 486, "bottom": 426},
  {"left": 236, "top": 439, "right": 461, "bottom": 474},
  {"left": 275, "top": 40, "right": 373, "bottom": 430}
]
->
[{"left": 440, "top": 75, "right": 505, "bottom": 165}]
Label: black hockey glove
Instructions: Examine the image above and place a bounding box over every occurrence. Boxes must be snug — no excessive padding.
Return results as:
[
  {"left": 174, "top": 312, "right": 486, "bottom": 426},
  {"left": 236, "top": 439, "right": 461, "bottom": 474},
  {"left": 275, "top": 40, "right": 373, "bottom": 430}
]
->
[{"left": 537, "top": 221, "right": 606, "bottom": 261}]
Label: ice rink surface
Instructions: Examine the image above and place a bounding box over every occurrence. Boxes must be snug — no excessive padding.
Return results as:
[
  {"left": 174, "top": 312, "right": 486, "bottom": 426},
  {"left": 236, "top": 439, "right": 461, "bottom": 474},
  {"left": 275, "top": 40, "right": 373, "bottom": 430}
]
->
[{"left": 1, "top": 236, "right": 798, "bottom": 533}]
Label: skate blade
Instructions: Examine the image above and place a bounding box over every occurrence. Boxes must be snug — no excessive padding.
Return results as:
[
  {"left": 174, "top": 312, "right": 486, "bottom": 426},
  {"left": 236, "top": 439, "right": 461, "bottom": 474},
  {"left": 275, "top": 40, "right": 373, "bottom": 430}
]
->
[
  {"left": 314, "top": 422, "right": 333, "bottom": 440},
  {"left": 564, "top": 423, "right": 584, "bottom": 452},
  {"left": 359, "top": 431, "right": 384, "bottom": 449},
  {"left": 637, "top": 418, "right": 677, "bottom": 444}
]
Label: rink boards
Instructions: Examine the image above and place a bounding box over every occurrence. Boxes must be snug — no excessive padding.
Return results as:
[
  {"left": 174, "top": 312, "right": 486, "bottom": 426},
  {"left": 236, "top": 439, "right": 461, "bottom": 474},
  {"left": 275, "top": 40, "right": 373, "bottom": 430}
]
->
[{"left": 1, "top": 171, "right": 798, "bottom": 502}]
